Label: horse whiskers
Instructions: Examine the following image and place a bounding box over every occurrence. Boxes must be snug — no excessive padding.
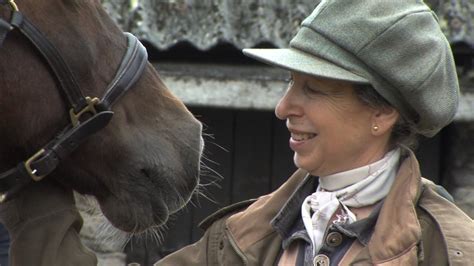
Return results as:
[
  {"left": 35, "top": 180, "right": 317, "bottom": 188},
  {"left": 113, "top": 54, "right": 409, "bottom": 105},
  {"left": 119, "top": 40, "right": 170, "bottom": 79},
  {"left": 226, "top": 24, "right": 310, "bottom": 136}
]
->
[
  {"left": 189, "top": 178, "right": 222, "bottom": 207},
  {"left": 187, "top": 160, "right": 224, "bottom": 207},
  {"left": 198, "top": 133, "right": 230, "bottom": 155},
  {"left": 204, "top": 139, "right": 230, "bottom": 153},
  {"left": 127, "top": 206, "right": 161, "bottom": 248},
  {"left": 162, "top": 121, "right": 229, "bottom": 158},
  {"left": 197, "top": 179, "right": 222, "bottom": 189},
  {"left": 200, "top": 161, "right": 224, "bottom": 180},
  {"left": 127, "top": 223, "right": 168, "bottom": 247},
  {"left": 193, "top": 184, "right": 219, "bottom": 205},
  {"left": 201, "top": 131, "right": 214, "bottom": 139},
  {"left": 199, "top": 152, "right": 220, "bottom": 166}
]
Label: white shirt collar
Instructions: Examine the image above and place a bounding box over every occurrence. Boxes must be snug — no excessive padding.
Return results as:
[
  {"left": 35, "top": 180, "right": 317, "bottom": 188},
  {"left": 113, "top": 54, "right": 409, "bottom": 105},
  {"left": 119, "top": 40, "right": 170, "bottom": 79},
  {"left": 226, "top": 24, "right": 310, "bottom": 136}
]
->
[{"left": 319, "top": 148, "right": 400, "bottom": 191}]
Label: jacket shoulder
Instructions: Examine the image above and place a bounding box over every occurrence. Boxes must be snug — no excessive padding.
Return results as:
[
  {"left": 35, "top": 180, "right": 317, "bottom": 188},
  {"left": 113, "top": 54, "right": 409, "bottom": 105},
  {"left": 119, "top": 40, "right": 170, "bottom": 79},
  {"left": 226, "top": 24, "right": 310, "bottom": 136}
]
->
[
  {"left": 198, "top": 199, "right": 257, "bottom": 230},
  {"left": 418, "top": 180, "right": 474, "bottom": 265}
]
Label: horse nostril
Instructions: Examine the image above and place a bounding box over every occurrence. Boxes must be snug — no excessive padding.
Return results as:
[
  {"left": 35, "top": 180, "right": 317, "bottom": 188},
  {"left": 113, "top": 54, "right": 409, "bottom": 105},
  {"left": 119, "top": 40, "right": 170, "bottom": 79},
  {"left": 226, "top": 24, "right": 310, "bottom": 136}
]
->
[{"left": 140, "top": 169, "right": 150, "bottom": 177}]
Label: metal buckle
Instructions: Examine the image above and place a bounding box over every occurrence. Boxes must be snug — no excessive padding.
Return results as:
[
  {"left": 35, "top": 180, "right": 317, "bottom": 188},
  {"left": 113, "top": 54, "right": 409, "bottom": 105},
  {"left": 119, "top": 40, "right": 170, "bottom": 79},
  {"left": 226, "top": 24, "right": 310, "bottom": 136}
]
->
[
  {"left": 0, "top": 193, "right": 6, "bottom": 203},
  {"left": 24, "top": 149, "right": 46, "bottom": 181},
  {"left": 7, "top": 0, "right": 19, "bottom": 11},
  {"left": 69, "top": 96, "right": 100, "bottom": 127}
]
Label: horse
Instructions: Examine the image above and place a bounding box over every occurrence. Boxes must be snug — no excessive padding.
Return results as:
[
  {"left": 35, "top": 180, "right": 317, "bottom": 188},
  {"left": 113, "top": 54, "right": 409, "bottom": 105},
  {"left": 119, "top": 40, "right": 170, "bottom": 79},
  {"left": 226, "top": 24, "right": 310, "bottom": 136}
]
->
[{"left": 0, "top": 0, "right": 203, "bottom": 262}]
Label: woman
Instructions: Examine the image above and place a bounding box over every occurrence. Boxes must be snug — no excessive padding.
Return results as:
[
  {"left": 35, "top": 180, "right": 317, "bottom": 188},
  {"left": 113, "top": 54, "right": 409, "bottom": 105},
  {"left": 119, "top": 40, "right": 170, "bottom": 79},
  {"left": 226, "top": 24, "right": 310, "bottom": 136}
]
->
[{"left": 157, "top": 0, "right": 473, "bottom": 265}]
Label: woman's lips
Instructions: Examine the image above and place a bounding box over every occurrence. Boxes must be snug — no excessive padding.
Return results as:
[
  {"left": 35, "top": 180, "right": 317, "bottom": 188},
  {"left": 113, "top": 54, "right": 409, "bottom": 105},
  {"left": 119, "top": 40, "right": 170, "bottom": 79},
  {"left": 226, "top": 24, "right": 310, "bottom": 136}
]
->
[
  {"left": 291, "top": 132, "right": 317, "bottom": 141},
  {"left": 289, "top": 131, "right": 317, "bottom": 150}
]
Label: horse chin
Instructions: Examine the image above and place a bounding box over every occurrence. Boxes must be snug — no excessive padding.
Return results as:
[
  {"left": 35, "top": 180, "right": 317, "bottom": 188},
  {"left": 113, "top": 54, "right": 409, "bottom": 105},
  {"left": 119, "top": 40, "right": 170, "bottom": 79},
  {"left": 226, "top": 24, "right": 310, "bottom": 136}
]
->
[
  {"left": 98, "top": 195, "right": 169, "bottom": 233},
  {"left": 97, "top": 168, "right": 200, "bottom": 233}
]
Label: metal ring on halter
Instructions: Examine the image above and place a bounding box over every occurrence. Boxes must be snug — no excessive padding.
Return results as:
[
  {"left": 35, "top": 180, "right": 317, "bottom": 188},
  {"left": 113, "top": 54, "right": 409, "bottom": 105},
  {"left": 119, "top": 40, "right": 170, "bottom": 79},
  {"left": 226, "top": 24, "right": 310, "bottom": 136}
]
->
[{"left": 8, "top": 0, "right": 18, "bottom": 11}]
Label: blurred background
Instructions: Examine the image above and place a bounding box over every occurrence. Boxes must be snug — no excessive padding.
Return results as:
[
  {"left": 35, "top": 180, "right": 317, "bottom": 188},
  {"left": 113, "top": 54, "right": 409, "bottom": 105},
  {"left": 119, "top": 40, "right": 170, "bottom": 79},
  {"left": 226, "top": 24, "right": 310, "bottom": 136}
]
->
[{"left": 84, "top": 0, "right": 474, "bottom": 265}]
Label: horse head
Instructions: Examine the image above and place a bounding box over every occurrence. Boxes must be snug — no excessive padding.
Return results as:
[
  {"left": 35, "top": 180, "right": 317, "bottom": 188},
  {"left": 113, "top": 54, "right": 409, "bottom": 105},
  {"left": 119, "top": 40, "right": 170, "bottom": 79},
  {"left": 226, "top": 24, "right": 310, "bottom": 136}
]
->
[{"left": 0, "top": 0, "right": 203, "bottom": 233}]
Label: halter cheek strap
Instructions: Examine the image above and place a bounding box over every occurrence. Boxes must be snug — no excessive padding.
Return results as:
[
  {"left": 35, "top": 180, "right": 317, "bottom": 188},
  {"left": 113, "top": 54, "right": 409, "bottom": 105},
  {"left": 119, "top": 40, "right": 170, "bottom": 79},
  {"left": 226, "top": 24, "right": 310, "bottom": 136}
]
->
[
  {"left": 10, "top": 12, "right": 89, "bottom": 112},
  {"left": 0, "top": 5, "right": 148, "bottom": 202}
]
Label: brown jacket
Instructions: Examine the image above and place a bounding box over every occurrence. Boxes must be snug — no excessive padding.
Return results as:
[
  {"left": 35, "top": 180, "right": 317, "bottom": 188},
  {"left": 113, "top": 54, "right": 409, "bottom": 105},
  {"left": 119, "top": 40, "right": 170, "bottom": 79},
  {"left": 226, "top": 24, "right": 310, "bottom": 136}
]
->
[
  {"left": 0, "top": 181, "right": 97, "bottom": 266},
  {"left": 157, "top": 151, "right": 474, "bottom": 266}
]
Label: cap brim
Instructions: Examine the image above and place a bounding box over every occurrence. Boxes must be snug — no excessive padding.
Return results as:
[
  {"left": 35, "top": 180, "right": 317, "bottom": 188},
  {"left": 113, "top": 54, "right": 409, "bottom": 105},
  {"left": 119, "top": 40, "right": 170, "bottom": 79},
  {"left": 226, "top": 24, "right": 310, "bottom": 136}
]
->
[{"left": 243, "top": 48, "right": 369, "bottom": 84}]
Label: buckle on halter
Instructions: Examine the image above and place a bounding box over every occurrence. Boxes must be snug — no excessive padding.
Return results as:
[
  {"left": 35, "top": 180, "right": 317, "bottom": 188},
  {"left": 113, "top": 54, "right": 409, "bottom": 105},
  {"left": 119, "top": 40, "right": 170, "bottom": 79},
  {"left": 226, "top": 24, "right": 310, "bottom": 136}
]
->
[
  {"left": 69, "top": 97, "right": 100, "bottom": 127},
  {"left": 24, "top": 149, "right": 46, "bottom": 181},
  {"left": 7, "top": 0, "right": 19, "bottom": 11},
  {"left": 0, "top": 193, "right": 6, "bottom": 203}
]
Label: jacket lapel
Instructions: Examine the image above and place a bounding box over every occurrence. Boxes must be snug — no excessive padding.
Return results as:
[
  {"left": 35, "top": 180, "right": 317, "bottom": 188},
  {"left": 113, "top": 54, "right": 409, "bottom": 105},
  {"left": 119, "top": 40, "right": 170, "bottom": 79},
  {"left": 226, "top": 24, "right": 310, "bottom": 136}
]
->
[
  {"left": 225, "top": 169, "right": 308, "bottom": 259},
  {"left": 356, "top": 150, "right": 423, "bottom": 264}
]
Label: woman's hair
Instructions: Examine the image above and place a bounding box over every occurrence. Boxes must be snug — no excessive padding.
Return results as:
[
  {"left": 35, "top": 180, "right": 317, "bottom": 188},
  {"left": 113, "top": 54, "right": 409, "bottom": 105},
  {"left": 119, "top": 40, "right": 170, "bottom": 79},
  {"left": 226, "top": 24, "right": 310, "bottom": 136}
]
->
[{"left": 353, "top": 84, "right": 419, "bottom": 149}]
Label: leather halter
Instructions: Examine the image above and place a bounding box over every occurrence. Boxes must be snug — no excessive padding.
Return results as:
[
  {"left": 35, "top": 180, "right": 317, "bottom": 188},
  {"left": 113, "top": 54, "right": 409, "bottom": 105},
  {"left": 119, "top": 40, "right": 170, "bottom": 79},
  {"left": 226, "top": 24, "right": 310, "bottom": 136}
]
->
[{"left": 0, "top": 1, "right": 148, "bottom": 202}]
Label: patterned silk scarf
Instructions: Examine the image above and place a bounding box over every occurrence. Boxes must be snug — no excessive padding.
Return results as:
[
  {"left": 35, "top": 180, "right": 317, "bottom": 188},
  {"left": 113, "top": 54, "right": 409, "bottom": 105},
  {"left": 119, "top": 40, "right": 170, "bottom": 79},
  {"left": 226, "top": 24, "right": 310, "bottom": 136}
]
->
[{"left": 301, "top": 148, "right": 401, "bottom": 255}]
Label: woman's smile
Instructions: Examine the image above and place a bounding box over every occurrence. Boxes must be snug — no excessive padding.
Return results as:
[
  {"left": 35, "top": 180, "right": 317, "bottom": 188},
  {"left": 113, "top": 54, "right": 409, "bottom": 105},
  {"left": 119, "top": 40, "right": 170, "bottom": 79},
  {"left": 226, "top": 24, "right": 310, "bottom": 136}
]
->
[
  {"left": 289, "top": 129, "right": 317, "bottom": 151},
  {"left": 290, "top": 132, "right": 317, "bottom": 141}
]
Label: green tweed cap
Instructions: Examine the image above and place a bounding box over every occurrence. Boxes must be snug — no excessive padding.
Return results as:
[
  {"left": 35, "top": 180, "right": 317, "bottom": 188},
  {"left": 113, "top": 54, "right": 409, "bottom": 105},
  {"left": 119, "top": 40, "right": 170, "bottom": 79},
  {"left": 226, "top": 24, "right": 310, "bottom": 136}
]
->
[{"left": 243, "top": 0, "right": 460, "bottom": 137}]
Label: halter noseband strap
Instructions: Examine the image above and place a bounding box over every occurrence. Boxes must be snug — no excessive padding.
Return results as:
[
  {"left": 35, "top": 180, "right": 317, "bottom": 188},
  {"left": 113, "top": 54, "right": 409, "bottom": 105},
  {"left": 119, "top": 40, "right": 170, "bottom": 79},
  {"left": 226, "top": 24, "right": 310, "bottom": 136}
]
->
[{"left": 0, "top": 7, "right": 148, "bottom": 202}]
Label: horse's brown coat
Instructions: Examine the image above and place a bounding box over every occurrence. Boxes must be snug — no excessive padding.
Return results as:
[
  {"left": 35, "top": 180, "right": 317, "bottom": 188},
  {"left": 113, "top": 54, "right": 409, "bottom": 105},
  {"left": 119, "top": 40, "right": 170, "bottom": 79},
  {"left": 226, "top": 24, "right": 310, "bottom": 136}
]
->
[{"left": 0, "top": 0, "right": 203, "bottom": 233}]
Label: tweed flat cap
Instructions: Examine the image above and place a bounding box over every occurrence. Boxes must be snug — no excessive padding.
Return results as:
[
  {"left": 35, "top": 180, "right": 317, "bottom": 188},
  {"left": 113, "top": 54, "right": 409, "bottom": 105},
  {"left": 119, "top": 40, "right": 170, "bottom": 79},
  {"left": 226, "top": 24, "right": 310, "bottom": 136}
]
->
[{"left": 243, "top": 0, "right": 460, "bottom": 137}]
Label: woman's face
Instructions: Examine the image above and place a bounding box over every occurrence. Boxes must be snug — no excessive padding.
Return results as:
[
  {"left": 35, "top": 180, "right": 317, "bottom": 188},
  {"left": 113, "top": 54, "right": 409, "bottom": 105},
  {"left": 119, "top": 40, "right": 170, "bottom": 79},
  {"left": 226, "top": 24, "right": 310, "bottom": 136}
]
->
[{"left": 275, "top": 72, "right": 391, "bottom": 176}]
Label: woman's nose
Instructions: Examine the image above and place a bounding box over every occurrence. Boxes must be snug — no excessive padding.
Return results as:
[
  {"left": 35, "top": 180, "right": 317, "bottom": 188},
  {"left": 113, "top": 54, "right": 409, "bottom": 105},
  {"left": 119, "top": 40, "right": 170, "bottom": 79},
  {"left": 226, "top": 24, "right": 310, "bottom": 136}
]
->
[
  {"left": 275, "top": 93, "right": 289, "bottom": 120},
  {"left": 275, "top": 84, "right": 301, "bottom": 120}
]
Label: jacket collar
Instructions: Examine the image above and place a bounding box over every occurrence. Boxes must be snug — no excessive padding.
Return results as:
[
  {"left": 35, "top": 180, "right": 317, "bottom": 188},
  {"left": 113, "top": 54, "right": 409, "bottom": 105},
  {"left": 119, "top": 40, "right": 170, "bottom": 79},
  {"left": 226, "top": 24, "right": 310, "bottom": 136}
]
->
[
  {"left": 365, "top": 149, "right": 423, "bottom": 263},
  {"left": 226, "top": 169, "right": 309, "bottom": 252},
  {"left": 225, "top": 149, "right": 424, "bottom": 263}
]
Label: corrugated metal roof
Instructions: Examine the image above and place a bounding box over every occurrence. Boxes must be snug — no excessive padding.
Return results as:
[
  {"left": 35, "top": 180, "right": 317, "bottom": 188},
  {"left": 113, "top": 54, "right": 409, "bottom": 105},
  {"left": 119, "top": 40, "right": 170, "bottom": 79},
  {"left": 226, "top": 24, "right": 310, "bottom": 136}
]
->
[{"left": 102, "top": 0, "right": 474, "bottom": 50}]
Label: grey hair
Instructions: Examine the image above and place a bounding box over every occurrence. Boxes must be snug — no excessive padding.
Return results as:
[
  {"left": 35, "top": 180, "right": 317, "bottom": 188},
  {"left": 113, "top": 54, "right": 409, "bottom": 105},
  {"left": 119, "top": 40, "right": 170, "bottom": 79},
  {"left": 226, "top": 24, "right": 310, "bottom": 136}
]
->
[{"left": 354, "top": 84, "right": 419, "bottom": 149}]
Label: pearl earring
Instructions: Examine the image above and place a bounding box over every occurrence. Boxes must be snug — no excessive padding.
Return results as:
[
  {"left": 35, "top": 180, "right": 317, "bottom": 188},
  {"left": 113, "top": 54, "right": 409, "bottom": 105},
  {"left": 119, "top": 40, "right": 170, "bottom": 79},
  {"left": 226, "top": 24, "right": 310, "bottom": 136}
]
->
[{"left": 373, "top": 125, "right": 379, "bottom": 131}]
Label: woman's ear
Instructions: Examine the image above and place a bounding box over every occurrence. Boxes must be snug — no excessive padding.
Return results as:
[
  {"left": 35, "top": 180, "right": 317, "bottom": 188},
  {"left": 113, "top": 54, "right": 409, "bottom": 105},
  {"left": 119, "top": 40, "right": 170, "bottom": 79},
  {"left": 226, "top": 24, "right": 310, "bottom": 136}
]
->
[{"left": 371, "top": 106, "right": 399, "bottom": 136}]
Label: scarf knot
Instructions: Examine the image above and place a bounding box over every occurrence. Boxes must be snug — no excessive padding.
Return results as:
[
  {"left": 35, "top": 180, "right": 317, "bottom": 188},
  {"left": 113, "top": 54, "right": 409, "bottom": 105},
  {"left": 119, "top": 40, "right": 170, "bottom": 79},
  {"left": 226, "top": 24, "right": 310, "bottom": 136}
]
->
[{"left": 301, "top": 148, "right": 401, "bottom": 255}]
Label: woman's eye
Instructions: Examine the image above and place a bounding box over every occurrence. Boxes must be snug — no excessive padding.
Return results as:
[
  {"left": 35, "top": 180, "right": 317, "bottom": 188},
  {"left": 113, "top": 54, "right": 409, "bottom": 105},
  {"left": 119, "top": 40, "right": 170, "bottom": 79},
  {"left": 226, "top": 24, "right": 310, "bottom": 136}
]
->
[{"left": 303, "top": 85, "right": 324, "bottom": 95}]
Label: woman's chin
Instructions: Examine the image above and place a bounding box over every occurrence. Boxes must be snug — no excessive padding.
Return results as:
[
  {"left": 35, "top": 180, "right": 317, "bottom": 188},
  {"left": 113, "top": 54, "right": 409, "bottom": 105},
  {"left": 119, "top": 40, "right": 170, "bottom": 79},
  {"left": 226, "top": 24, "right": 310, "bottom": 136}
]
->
[
  {"left": 293, "top": 154, "right": 328, "bottom": 176},
  {"left": 294, "top": 154, "right": 313, "bottom": 173}
]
